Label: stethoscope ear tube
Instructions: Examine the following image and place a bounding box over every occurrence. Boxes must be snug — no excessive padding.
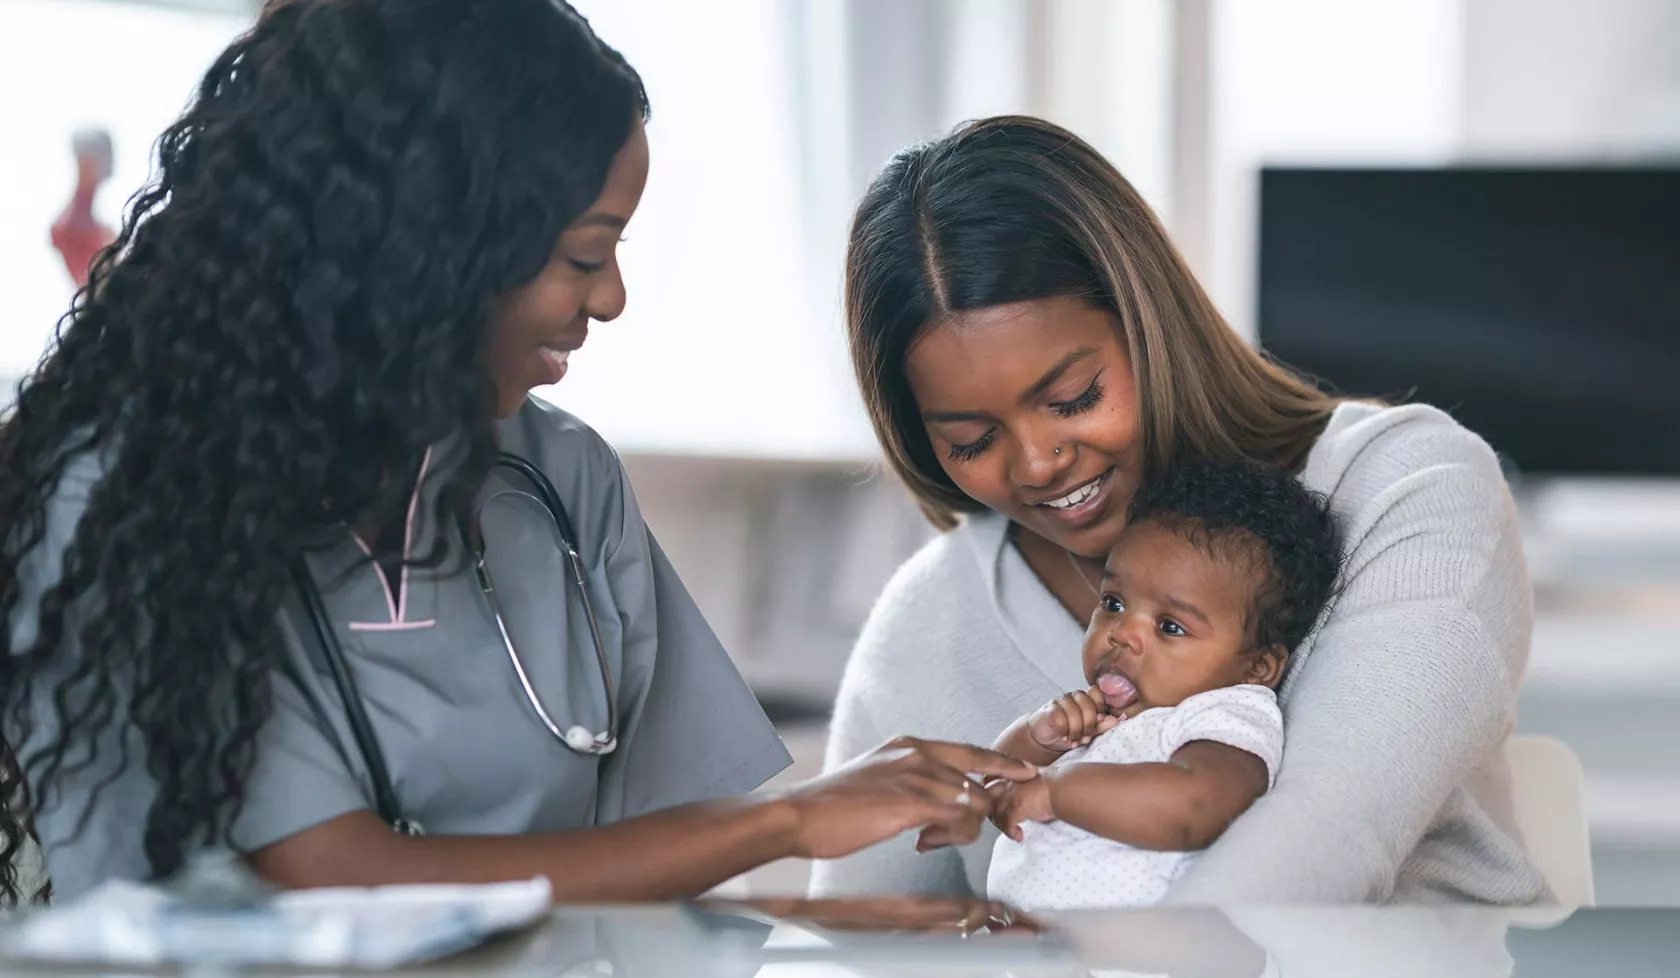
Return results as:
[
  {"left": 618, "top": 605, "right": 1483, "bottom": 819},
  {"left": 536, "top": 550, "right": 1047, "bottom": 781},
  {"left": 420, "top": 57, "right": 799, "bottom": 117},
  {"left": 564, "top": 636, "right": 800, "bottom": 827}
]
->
[{"left": 290, "top": 560, "right": 423, "bottom": 835}]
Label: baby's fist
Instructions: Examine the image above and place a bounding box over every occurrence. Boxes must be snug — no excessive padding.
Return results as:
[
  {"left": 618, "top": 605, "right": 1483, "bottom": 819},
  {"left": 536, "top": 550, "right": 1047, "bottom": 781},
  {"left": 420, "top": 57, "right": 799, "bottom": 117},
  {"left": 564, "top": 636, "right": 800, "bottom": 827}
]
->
[{"left": 1026, "top": 687, "right": 1120, "bottom": 751}]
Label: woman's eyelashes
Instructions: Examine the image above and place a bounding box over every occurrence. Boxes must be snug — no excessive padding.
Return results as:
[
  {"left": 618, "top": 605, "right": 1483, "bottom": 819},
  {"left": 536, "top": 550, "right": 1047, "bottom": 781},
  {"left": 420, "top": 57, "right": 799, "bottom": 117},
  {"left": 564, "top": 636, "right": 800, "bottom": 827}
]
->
[
  {"left": 564, "top": 237, "right": 627, "bottom": 275},
  {"left": 943, "top": 374, "right": 1107, "bottom": 462},
  {"left": 947, "top": 429, "right": 996, "bottom": 462},
  {"left": 1051, "top": 376, "right": 1105, "bottom": 418}
]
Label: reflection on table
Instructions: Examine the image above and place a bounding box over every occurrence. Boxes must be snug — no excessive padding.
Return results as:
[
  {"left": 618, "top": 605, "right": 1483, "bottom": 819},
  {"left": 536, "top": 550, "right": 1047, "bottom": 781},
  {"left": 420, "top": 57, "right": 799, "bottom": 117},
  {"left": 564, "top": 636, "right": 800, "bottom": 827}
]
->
[{"left": 4, "top": 897, "right": 1675, "bottom": 978}]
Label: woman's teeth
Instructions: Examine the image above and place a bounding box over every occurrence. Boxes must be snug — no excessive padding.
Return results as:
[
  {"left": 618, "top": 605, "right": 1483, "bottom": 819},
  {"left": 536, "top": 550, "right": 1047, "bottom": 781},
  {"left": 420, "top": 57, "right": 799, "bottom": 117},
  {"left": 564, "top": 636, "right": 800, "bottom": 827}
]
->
[
  {"left": 1042, "top": 473, "right": 1104, "bottom": 510},
  {"left": 538, "top": 347, "right": 570, "bottom": 379}
]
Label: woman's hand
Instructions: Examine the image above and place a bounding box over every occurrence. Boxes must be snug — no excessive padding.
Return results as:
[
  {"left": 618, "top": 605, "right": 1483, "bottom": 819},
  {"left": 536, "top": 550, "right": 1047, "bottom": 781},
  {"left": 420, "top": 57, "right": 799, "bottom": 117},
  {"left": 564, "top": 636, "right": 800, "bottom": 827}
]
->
[
  {"left": 916, "top": 771, "right": 1057, "bottom": 852},
  {"left": 1027, "top": 686, "right": 1119, "bottom": 751},
  {"left": 781, "top": 736, "right": 1038, "bottom": 860}
]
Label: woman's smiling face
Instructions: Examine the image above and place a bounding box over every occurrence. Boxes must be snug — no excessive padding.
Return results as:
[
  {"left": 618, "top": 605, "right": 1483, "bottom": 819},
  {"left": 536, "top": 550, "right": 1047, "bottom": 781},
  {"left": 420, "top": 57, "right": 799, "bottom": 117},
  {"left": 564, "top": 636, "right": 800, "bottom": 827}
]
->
[{"left": 905, "top": 296, "right": 1144, "bottom": 558}]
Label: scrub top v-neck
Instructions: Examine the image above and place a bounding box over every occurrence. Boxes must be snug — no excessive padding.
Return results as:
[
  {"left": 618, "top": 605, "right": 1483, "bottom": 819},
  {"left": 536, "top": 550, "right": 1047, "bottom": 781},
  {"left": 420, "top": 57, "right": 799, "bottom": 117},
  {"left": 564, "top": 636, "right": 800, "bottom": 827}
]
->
[{"left": 19, "top": 398, "right": 792, "bottom": 900}]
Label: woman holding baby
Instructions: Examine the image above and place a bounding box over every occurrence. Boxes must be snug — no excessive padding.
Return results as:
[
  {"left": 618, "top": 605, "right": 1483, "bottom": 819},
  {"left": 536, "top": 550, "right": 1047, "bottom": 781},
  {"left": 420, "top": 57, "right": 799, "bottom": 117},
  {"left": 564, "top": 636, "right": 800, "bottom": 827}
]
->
[{"left": 812, "top": 115, "right": 1546, "bottom": 907}]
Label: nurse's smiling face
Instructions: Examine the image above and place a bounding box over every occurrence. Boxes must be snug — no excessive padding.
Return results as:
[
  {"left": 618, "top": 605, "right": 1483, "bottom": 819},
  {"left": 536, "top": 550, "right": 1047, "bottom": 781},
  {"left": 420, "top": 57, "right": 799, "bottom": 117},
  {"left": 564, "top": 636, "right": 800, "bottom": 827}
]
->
[{"left": 487, "top": 120, "right": 651, "bottom": 418}]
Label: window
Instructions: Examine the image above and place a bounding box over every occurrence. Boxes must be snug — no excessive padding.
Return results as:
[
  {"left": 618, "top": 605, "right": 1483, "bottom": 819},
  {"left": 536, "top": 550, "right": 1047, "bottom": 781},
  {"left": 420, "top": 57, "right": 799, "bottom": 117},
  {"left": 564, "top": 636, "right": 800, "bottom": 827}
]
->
[
  {"left": 0, "top": 0, "right": 251, "bottom": 384},
  {"left": 555, "top": 1, "right": 870, "bottom": 459},
  {"left": 0, "top": 1, "right": 1178, "bottom": 462}
]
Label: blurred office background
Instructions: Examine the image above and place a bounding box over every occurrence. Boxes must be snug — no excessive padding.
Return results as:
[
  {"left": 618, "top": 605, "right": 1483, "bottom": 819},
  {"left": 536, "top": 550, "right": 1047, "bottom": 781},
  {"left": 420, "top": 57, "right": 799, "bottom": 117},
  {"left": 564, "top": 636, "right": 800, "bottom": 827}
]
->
[{"left": 2, "top": 0, "right": 1676, "bottom": 903}]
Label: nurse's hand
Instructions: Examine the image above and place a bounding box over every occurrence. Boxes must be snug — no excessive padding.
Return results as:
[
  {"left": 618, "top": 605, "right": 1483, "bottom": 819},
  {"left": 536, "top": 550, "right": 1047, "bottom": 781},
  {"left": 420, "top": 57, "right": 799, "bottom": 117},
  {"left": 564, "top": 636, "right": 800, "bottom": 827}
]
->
[{"left": 781, "top": 736, "right": 1038, "bottom": 860}]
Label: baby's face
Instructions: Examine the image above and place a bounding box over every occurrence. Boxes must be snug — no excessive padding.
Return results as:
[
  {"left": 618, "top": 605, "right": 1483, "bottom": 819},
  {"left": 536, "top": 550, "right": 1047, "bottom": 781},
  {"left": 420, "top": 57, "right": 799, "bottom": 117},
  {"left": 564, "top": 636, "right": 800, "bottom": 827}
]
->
[{"left": 1081, "top": 519, "right": 1281, "bottom": 715}]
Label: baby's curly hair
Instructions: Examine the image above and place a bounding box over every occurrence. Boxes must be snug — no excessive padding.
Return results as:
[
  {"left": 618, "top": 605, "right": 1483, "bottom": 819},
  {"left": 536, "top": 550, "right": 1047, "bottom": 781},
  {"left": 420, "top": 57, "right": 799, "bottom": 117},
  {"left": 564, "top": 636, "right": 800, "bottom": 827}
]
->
[{"left": 1128, "top": 457, "right": 1342, "bottom": 655}]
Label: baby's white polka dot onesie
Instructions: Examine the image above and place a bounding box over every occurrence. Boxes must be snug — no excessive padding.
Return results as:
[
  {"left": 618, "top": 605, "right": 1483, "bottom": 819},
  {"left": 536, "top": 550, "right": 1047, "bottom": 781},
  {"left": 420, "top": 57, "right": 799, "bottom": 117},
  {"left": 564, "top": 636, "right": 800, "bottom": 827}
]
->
[{"left": 988, "top": 684, "right": 1284, "bottom": 910}]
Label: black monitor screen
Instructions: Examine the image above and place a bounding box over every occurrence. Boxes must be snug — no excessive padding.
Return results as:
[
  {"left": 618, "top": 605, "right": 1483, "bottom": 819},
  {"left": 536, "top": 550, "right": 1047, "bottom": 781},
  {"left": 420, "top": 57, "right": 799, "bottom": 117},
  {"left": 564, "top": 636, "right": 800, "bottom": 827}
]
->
[{"left": 1257, "top": 166, "right": 1680, "bottom": 476}]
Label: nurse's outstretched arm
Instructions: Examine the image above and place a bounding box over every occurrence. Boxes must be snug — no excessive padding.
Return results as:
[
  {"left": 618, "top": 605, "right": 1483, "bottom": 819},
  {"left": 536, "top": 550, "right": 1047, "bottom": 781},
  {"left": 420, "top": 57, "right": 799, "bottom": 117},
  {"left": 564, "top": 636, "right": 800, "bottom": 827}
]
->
[{"left": 248, "top": 738, "right": 1035, "bottom": 901}]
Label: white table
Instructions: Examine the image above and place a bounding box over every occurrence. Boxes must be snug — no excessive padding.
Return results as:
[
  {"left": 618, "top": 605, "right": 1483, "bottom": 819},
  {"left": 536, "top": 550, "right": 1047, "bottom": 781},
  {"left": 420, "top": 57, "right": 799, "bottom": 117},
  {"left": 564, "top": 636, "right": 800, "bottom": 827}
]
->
[{"left": 3, "top": 900, "right": 1670, "bottom": 978}]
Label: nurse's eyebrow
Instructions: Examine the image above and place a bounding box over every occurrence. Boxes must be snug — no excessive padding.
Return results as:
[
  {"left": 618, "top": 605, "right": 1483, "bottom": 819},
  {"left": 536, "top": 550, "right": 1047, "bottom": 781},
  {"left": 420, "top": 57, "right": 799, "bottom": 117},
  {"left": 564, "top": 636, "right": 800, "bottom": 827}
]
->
[
  {"left": 920, "top": 347, "right": 1101, "bottom": 424},
  {"left": 570, "top": 213, "right": 628, "bottom": 231}
]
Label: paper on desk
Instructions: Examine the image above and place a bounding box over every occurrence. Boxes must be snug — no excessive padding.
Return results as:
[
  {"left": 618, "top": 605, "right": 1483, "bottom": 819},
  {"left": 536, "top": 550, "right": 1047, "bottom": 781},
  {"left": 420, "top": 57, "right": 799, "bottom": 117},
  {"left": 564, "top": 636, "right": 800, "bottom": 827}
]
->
[{"left": 2, "top": 875, "right": 551, "bottom": 969}]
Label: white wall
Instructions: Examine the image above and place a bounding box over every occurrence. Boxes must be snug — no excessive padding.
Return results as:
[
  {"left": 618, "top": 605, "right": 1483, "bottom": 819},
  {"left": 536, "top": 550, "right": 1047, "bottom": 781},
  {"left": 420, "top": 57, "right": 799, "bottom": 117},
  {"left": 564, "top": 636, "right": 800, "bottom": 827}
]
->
[
  {"left": 1463, "top": 0, "right": 1680, "bottom": 158},
  {"left": 1043, "top": 0, "right": 1176, "bottom": 215},
  {"left": 1202, "top": 0, "right": 1465, "bottom": 340},
  {"left": 622, "top": 454, "right": 932, "bottom": 704}
]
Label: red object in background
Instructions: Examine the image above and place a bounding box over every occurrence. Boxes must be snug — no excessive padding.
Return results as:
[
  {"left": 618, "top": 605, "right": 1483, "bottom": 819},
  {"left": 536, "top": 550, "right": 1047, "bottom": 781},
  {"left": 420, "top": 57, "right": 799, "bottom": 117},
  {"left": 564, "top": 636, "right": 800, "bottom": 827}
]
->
[{"left": 50, "top": 129, "right": 116, "bottom": 287}]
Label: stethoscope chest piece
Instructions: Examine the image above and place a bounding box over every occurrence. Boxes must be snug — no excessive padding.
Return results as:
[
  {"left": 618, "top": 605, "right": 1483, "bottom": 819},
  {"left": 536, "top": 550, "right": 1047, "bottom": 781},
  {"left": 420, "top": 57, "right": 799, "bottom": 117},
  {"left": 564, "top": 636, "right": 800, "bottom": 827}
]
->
[{"left": 565, "top": 725, "right": 616, "bottom": 754}]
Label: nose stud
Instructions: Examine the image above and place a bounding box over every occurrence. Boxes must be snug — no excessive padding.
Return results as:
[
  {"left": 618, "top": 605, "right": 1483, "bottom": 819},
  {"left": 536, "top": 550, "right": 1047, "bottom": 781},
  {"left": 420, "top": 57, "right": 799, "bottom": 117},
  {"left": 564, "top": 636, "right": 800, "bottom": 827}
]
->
[{"left": 1054, "top": 446, "right": 1062, "bottom": 455}]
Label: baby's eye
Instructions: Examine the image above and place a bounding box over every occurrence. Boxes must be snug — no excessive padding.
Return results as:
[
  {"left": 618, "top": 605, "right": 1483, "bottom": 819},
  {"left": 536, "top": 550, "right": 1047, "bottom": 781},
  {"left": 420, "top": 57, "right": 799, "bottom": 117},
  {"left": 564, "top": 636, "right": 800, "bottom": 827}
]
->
[
  {"left": 1158, "top": 618, "right": 1186, "bottom": 637},
  {"left": 1100, "top": 594, "right": 1124, "bottom": 615}
]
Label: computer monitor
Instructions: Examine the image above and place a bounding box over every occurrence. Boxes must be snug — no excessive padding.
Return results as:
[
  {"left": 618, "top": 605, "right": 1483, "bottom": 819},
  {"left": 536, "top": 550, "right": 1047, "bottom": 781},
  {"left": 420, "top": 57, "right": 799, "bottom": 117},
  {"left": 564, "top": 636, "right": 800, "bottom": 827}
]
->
[{"left": 1257, "top": 166, "right": 1680, "bottom": 476}]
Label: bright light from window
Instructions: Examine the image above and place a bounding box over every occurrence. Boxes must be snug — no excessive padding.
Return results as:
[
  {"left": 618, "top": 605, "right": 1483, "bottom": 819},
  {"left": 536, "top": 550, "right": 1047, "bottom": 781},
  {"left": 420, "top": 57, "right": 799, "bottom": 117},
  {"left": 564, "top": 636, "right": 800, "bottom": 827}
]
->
[
  {"left": 554, "top": 1, "right": 876, "bottom": 460},
  {"left": 0, "top": 0, "right": 251, "bottom": 379}
]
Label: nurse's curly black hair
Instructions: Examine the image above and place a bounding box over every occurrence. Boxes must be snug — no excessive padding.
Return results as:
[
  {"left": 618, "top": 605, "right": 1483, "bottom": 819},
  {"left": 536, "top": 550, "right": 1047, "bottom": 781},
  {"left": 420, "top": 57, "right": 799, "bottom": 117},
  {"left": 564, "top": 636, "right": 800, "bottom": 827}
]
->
[
  {"left": 0, "top": 0, "right": 646, "bottom": 904},
  {"left": 1127, "top": 457, "right": 1344, "bottom": 656}
]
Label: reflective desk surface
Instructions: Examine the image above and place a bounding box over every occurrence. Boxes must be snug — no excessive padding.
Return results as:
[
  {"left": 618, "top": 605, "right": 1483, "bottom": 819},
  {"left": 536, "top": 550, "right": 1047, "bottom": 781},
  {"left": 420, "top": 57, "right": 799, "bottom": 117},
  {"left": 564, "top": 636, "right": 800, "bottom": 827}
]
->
[{"left": 3, "top": 898, "right": 1674, "bottom": 978}]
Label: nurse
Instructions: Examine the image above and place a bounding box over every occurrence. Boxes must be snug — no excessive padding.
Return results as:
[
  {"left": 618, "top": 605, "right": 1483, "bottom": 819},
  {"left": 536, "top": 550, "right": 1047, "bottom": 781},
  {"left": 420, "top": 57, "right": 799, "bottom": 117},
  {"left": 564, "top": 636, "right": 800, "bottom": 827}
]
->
[{"left": 0, "top": 0, "right": 1034, "bottom": 905}]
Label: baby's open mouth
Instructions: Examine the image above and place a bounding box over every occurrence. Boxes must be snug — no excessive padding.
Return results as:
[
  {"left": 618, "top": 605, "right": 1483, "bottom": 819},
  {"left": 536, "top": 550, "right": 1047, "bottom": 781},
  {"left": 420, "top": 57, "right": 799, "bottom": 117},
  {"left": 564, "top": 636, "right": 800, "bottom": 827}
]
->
[{"left": 1095, "top": 671, "right": 1138, "bottom": 711}]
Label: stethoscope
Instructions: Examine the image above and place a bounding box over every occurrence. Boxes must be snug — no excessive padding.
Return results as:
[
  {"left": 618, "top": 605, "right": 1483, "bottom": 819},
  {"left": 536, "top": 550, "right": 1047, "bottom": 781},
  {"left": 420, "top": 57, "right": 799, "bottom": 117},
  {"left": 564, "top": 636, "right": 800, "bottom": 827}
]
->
[{"left": 289, "top": 451, "right": 618, "bottom": 836}]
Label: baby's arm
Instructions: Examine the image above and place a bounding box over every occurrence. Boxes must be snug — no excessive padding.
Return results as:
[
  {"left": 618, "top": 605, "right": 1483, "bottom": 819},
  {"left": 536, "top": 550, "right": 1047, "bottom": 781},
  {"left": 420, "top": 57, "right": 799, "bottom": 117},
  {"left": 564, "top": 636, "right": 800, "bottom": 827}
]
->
[
  {"left": 992, "top": 686, "right": 1120, "bottom": 768},
  {"left": 992, "top": 718, "right": 1064, "bottom": 769},
  {"left": 1045, "top": 742, "right": 1269, "bottom": 851}
]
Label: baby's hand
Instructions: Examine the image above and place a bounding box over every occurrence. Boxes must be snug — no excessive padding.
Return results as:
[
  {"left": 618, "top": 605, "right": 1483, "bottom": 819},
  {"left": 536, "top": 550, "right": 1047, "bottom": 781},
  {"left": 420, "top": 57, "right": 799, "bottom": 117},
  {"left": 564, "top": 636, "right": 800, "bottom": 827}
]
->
[
  {"left": 1026, "top": 687, "right": 1120, "bottom": 752},
  {"left": 987, "top": 774, "right": 1054, "bottom": 842}
]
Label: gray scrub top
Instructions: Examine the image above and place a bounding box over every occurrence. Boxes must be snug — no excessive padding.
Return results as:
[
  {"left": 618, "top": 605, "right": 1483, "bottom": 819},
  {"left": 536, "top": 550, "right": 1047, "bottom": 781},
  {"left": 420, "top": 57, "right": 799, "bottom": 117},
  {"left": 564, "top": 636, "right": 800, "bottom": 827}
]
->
[{"left": 15, "top": 398, "right": 791, "bottom": 900}]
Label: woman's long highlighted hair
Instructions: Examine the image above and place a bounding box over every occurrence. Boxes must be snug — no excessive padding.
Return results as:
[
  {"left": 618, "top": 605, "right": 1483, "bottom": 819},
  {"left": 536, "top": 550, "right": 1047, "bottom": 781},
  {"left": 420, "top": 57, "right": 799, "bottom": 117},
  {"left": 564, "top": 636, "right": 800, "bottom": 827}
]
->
[{"left": 845, "top": 115, "right": 1339, "bottom": 529}]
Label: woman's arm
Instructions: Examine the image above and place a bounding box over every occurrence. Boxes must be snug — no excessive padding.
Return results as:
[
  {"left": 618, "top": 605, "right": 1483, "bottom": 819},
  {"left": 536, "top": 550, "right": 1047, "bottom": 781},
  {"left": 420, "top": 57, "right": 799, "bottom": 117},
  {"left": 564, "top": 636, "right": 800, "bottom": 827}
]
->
[
  {"left": 251, "top": 737, "right": 1036, "bottom": 901},
  {"left": 1164, "top": 426, "right": 1537, "bottom": 903},
  {"left": 251, "top": 802, "right": 793, "bottom": 900}
]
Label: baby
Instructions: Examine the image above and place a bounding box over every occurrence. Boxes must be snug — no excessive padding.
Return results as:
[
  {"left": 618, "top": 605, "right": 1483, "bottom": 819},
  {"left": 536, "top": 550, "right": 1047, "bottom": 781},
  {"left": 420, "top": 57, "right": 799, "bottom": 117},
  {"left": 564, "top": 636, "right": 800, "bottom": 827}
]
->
[{"left": 986, "top": 457, "right": 1341, "bottom": 910}]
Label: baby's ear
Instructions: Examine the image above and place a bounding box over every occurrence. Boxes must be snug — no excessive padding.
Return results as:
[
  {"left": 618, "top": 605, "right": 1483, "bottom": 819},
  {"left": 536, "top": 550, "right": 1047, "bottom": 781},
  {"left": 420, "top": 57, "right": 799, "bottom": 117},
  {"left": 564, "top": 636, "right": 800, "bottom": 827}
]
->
[{"left": 1247, "top": 644, "right": 1289, "bottom": 688}]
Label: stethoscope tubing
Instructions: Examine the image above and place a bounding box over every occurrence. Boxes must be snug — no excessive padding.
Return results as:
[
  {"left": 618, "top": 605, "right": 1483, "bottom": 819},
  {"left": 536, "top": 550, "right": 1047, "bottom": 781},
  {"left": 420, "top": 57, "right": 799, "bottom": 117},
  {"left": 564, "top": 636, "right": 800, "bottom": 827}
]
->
[{"left": 296, "top": 450, "right": 619, "bottom": 835}]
